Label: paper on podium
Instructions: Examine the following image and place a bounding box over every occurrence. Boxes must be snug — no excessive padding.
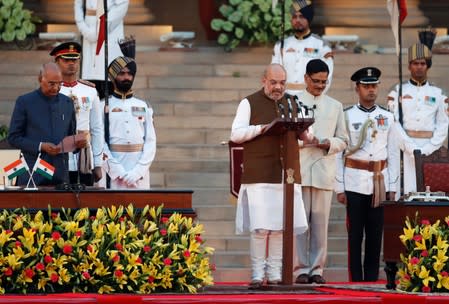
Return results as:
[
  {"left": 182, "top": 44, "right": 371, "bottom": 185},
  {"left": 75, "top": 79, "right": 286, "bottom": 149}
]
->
[{"left": 57, "top": 134, "right": 87, "bottom": 153}]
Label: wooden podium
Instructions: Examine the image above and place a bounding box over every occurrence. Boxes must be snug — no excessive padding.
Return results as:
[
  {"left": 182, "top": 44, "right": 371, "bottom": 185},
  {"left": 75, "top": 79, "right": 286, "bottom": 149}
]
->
[{"left": 263, "top": 117, "right": 314, "bottom": 285}]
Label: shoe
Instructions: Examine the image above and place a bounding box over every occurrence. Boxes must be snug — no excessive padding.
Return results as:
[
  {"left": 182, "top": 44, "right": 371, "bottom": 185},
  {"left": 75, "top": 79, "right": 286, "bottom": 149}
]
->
[
  {"left": 248, "top": 280, "right": 263, "bottom": 290},
  {"left": 295, "top": 274, "right": 310, "bottom": 284},
  {"left": 309, "top": 274, "right": 326, "bottom": 284},
  {"left": 267, "top": 279, "right": 281, "bottom": 285}
]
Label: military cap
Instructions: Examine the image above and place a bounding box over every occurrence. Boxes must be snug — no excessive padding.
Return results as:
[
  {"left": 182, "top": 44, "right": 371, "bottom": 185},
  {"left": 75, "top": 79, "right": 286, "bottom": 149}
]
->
[
  {"left": 49, "top": 42, "right": 81, "bottom": 59},
  {"left": 350, "top": 67, "right": 381, "bottom": 84},
  {"left": 291, "top": 0, "right": 314, "bottom": 24},
  {"left": 408, "top": 43, "right": 432, "bottom": 68}
]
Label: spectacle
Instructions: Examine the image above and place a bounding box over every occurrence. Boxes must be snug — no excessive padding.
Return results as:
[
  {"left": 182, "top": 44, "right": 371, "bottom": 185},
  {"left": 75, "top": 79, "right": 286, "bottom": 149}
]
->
[{"left": 307, "top": 75, "right": 328, "bottom": 85}]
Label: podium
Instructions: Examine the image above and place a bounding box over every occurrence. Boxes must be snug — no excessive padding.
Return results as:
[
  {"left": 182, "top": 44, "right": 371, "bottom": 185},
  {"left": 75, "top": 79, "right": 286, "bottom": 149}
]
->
[{"left": 263, "top": 117, "right": 314, "bottom": 285}]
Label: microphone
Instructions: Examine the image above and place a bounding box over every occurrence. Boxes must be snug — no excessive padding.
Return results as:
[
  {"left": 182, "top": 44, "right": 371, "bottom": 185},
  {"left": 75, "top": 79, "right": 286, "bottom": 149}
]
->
[
  {"left": 287, "top": 96, "right": 293, "bottom": 119},
  {"left": 293, "top": 95, "right": 303, "bottom": 118},
  {"left": 277, "top": 102, "right": 285, "bottom": 119}
]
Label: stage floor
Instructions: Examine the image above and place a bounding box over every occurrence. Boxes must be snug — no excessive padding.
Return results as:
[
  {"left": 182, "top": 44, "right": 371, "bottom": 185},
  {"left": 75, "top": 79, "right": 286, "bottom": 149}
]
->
[{"left": 0, "top": 282, "right": 447, "bottom": 304}]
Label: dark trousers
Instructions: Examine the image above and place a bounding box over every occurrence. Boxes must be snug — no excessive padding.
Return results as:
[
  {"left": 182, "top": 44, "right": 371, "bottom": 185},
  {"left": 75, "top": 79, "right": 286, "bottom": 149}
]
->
[
  {"left": 346, "top": 191, "right": 384, "bottom": 282},
  {"left": 69, "top": 171, "right": 94, "bottom": 186}
]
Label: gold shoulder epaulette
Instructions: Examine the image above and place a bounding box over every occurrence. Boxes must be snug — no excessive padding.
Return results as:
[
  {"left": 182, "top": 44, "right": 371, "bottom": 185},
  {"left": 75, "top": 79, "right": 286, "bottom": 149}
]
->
[{"left": 78, "top": 79, "right": 96, "bottom": 88}]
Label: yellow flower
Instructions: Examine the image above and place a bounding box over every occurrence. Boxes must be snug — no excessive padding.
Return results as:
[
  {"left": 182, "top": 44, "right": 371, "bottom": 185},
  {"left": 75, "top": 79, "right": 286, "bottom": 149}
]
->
[
  {"left": 414, "top": 239, "right": 427, "bottom": 251},
  {"left": 0, "top": 230, "right": 13, "bottom": 247},
  {"left": 98, "top": 285, "right": 115, "bottom": 294},
  {"left": 6, "top": 253, "right": 22, "bottom": 269},
  {"left": 399, "top": 219, "right": 415, "bottom": 244},
  {"left": 437, "top": 273, "right": 449, "bottom": 290},
  {"left": 418, "top": 265, "right": 436, "bottom": 286},
  {"left": 74, "top": 208, "right": 89, "bottom": 222}
]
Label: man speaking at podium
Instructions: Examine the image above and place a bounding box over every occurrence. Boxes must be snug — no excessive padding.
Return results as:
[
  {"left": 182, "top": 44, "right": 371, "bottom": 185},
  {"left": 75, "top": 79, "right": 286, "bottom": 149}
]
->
[
  {"left": 8, "top": 62, "right": 86, "bottom": 186},
  {"left": 230, "top": 63, "right": 308, "bottom": 289}
]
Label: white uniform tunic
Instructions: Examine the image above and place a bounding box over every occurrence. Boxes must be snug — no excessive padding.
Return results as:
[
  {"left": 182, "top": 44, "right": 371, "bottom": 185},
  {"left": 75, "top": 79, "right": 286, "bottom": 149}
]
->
[
  {"left": 271, "top": 34, "right": 333, "bottom": 95},
  {"left": 335, "top": 104, "right": 399, "bottom": 195},
  {"left": 387, "top": 80, "right": 448, "bottom": 194},
  {"left": 74, "top": 0, "right": 129, "bottom": 80},
  {"left": 60, "top": 81, "right": 104, "bottom": 171},
  {"left": 230, "top": 98, "right": 308, "bottom": 235}
]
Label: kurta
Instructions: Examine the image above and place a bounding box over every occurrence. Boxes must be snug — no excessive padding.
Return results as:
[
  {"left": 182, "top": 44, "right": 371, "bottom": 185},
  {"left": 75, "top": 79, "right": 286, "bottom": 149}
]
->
[
  {"left": 387, "top": 80, "right": 449, "bottom": 194},
  {"left": 230, "top": 95, "right": 307, "bottom": 235},
  {"left": 74, "top": 0, "right": 129, "bottom": 80},
  {"left": 60, "top": 81, "right": 104, "bottom": 172},
  {"left": 271, "top": 33, "right": 333, "bottom": 95},
  {"left": 8, "top": 89, "right": 76, "bottom": 186},
  {"left": 100, "top": 94, "right": 156, "bottom": 189}
]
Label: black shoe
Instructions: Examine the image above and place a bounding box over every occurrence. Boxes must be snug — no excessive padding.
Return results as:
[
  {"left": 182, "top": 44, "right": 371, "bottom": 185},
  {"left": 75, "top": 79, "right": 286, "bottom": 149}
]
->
[
  {"left": 309, "top": 274, "right": 326, "bottom": 284},
  {"left": 295, "top": 274, "right": 310, "bottom": 284},
  {"left": 248, "top": 280, "right": 263, "bottom": 290}
]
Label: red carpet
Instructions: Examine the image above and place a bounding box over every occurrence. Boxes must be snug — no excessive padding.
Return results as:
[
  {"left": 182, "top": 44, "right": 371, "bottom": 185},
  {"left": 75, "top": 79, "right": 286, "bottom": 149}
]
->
[{"left": 0, "top": 282, "right": 447, "bottom": 303}]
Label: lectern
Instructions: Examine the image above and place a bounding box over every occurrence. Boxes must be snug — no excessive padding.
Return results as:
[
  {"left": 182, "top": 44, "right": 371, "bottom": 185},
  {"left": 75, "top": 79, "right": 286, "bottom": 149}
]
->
[{"left": 263, "top": 117, "right": 314, "bottom": 285}]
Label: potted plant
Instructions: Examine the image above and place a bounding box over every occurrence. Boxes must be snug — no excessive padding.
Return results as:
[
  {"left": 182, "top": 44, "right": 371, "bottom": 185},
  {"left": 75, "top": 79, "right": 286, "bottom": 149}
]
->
[
  {"left": 210, "top": 0, "right": 293, "bottom": 51},
  {"left": 0, "top": 0, "right": 40, "bottom": 45}
]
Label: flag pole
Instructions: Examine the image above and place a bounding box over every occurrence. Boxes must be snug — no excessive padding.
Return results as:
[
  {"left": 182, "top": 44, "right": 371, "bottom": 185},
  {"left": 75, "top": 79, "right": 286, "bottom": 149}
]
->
[
  {"left": 397, "top": 0, "right": 404, "bottom": 198},
  {"left": 103, "top": 0, "right": 111, "bottom": 188}
]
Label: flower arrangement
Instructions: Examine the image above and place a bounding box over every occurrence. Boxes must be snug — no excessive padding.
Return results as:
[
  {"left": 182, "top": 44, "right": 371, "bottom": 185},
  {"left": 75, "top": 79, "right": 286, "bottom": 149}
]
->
[
  {"left": 0, "top": 204, "right": 215, "bottom": 294},
  {"left": 397, "top": 213, "right": 449, "bottom": 293}
]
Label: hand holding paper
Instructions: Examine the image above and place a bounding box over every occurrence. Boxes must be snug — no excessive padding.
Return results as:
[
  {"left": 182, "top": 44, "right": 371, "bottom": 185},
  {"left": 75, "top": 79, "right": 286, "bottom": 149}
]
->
[{"left": 57, "top": 133, "right": 88, "bottom": 153}]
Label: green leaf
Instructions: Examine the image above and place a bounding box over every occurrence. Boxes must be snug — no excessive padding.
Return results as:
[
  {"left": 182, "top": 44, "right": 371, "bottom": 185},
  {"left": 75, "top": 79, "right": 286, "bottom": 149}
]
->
[
  {"left": 229, "top": 39, "right": 240, "bottom": 50},
  {"left": 222, "top": 21, "right": 234, "bottom": 32},
  {"left": 23, "top": 20, "right": 35, "bottom": 34},
  {"left": 219, "top": 4, "right": 234, "bottom": 18},
  {"left": 2, "top": 0, "right": 16, "bottom": 8},
  {"left": 2, "top": 30, "right": 15, "bottom": 42},
  {"left": 235, "top": 27, "right": 244, "bottom": 39},
  {"left": 217, "top": 33, "right": 229, "bottom": 45},
  {"left": 210, "top": 18, "right": 224, "bottom": 31},
  {"left": 12, "top": 6, "right": 24, "bottom": 22},
  {"left": 0, "top": 5, "right": 12, "bottom": 19},
  {"left": 229, "top": 0, "right": 242, "bottom": 5},
  {"left": 237, "top": 1, "right": 253, "bottom": 14},
  {"left": 228, "top": 11, "right": 242, "bottom": 23}
]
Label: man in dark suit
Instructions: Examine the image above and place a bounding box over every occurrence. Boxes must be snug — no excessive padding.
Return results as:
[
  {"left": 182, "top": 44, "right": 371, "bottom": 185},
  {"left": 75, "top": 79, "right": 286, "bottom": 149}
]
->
[{"left": 8, "top": 62, "right": 86, "bottom": 186}]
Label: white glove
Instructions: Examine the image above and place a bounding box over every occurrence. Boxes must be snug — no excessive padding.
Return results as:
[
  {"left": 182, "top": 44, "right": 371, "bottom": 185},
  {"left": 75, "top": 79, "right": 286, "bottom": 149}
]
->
[
  {"left": 123, "top": 170, "right": 142, "bottom": 187},
  {"left": 83, "top": 28, "right": 97, "bottom": 43}
]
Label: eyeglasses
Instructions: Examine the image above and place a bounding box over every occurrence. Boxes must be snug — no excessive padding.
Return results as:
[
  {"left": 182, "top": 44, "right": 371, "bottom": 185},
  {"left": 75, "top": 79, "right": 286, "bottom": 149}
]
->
[{"left": 307, "top": 75, "right": 329, "bottom": 85}]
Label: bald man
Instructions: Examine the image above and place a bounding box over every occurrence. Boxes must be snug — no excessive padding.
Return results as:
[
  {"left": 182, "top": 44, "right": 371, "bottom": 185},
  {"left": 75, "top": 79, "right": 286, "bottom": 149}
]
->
[
  {"left": 8, "top": 62, "right": 84, "bottom": 186},
  {"left": 231, "top": 63, "right": 308, "bottom": 289}
]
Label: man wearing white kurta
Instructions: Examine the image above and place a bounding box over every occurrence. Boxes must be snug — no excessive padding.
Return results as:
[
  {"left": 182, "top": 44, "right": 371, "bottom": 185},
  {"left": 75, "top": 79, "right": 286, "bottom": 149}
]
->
[
  {"left": 271, "top": 0, "right": 333, "bottom": 97},
  {"left": 74, "top": 0, "right": 129, "bottom": 81},
  {"left": 100, "top": 56, "right": 156, "bottom": 189},
  {"left": 231, "top": 64, "right": 308, "bottom": 289},
  {"left": 387, "top": 43, "right": 449, "bottom": 196},
  {"left": 294, "top": 59, "right": 348, "bottom": 284},
  {"left": 50, "top": 42, "right": 104, "bottom": 185}
]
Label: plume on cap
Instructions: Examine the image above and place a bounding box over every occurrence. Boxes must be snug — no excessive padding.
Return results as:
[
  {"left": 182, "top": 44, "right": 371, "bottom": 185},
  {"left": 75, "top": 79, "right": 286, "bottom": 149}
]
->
[
  {"left": 119, "top": 36, "right": 136, "bottom": 59},
  {"left": 418, "top": 27, "right": 436, "bottom": 51}
]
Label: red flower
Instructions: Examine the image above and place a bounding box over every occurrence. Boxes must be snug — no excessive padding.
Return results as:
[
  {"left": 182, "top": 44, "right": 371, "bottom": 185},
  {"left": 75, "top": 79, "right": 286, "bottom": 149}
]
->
[
  {"left": 163, "top": 258, "right": 172, "bottom": 265},
  {"left": 195, "top": 235, "right": 203, "bottom": 243},
  {"left": 36, "top": 263, "right": 45, "bottom": 271},
  {"left": 136, "top": 257, "right": 142, "bottom": 264},
  {"left": 51, "top": 273, "right": 59, "bottom": 283},
  {"left": 90, "top": 215, "right": 96, "bottom": 221},
  {"left": 63, "top": 244, "right": 73, "bottom": 255},
  {"left": 75, "top": 230, "right": 82, "bottom": 237},
  {"left": 413, "top": 234, "right": 423, "bottom": 242},
  {"left": 160, "top": 229, "right": 167, "bottom": 236},
  {"left": 161, "top": 217, "right": 169, "bottom": 224},
  {"left": 119, "top": 217, "right": 125, "bottom": 222},
  {"left": 112, "top": 254, "right": 120, "bottom": 262},
  {"left": 143, "top": 245, "right": 151, "bottom": 253},
  {"left": 44, "top": 255, "right": 53, "bottom": 264},
  {"left": 82, "top": 272, "right": 91, "bottom": 280},
  {"left": 410, "top": 257, "right": 420, "bottom": 265},
  {"left": 25, "top": 268, "right": 35, "bottom": 279},
  {"left": 15, "top": 241, "right": 22, "bottom": 248},
  {"left": 422, "top": 286, "right": 431, "bottom": 293},
  {"left": 210, "top": 263, "right": 216, "bottom": 271},
  {"left": 148, "top": 276, "right": 155, "bottom": 283},
  {"left": 403, "top": 273, "right": 410, "bottom": 280},
  {"left": 421, "top": 250, "right": 429, "bottom": 257},
  {"left": 51, "top": 212, "right": 58, "bottom": 219},
  {"left": 183, "top": 250, "right": 191, "bottom": 258},
  {"left": 87, "top": 245, "right": 94, "bottom": 252},
  {"left": 52, "top": 231, "right": 61, "bottom": 241},
  {"left": 114, "top": 270, "right": 123, "bottom": 278},
  {"left": 4, "top": 267, "right": 13, "bottom": 276},
  {"left": 115, "top": 243, "right": 123, "bottom": 251},
  {"left": 5, "top": 229, "right": 12, "bottom": 234},
  {"left": 421, "top": 219, "right": 430, "bottom": 226},
  {"left": 442, "top": 271, "right": 449, "bottom": 277}
]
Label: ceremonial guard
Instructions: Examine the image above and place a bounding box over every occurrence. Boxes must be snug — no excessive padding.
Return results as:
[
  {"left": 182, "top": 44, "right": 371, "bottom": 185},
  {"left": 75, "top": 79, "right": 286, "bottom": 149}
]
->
[
  {"left": 336, "top": 67, "right": 399, "bottom": 282},
  {"left": 50, "top": 42, "right": 104, "bottom": 186},
  {"left": 100, "top": 56, "right": 156, "bottom": 189},
  {"left": 387, "top": 43, "right": 449, "bottom": 195},
  {"left": 271, "top": 0, "right": 333, "bottom": 96}
]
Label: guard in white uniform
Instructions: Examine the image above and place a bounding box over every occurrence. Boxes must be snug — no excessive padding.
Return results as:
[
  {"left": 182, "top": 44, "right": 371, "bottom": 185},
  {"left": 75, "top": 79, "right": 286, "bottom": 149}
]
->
[
  {"left": 387, "top": 43, "right": 449, "bottom": 195},
  {"left": 271, "top": 0, "right": 333, "bottom": 96},
  {"left": 50, "top": 42, "right": 104, "bottom": 185},
  {"left": 100, "top": 56, "right": 156, "bottom": 189},
  {"left": 336, "top": 67, "right": 399, "bottom": 282}
]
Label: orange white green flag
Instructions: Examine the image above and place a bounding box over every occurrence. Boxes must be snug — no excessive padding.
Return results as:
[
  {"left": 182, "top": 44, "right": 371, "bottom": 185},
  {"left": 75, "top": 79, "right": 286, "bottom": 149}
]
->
[
  {"left": 33, "top": 156, "right": 55, "bottom": 180},
  {"left": 3, "top": 157, "right": 28, "bottom": 180}
]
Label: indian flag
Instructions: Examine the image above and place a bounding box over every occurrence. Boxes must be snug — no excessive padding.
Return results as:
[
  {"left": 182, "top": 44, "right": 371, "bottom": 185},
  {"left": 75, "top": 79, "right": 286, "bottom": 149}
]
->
[
  {"left": 34, "top": 158, "right": 55, "bottom": 180},
  {"left": 3, "top": 158, "right": 28, "bottom": 180}
]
